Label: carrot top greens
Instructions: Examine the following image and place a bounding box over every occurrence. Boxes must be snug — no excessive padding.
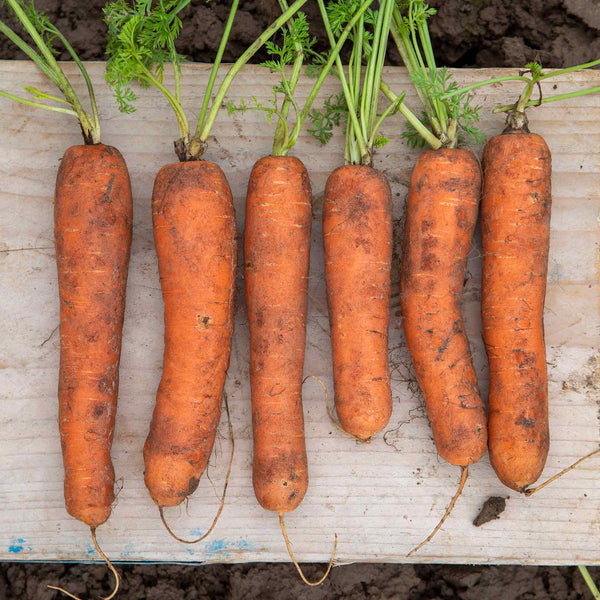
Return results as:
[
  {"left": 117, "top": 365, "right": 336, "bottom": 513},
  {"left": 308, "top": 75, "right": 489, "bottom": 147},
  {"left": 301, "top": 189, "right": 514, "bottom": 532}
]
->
[
  {"left": 442, "top": 58, "right": 600, "bottom": 131},
  {"left": 226, "top": 0, "right": 373, "bottom": 157},
  {"left": 388, "top": 0, "right": 484, "bottom": 149},
  {"left": 308, "top": 0, "right": 405, "bottom": 166},
  {"left": 0, "top": 0, "right": 101, "bottom": 144},
  {"left": 104, "top": 0, "right": 308, "bottom": 161}
]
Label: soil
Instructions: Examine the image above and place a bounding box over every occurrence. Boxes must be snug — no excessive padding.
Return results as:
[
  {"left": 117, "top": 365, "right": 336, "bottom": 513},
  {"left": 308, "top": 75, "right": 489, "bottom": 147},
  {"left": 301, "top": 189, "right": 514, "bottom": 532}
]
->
[
  {"left": 1, "top": 1, "right": 599, "bottom": 599},
  {"left": 1, "top": 562, "right": 599, "bottom": 600},
  {"left": 1, "top": 0, "right": 599, "bottom": 67},
  {"left": 472, "top": 496, "right": 508, "bottom": 527}
]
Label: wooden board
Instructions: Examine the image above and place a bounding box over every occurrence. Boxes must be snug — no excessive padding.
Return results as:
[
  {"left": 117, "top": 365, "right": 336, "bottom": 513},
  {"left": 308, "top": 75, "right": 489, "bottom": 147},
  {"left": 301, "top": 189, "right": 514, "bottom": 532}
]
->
[{"left": 0, "top": 62, "right": 599, "bottom": 565}]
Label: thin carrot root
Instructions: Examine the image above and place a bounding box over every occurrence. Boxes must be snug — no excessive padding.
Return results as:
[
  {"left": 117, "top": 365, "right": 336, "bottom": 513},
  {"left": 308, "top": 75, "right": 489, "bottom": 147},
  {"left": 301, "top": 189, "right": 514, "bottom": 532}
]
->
[
  {"left": 278, "top": 512, "right": 337, "bottom": 586},
  {"left": 303, "top": 375, "right": 370, "bottom": 444},
  {"left": 47, "top": 527, "right": 120, "bottom": 600},
  {"left": 524, "top": 447, "right": 600, "bottom": 497},
  {"left": 158, "top": 393, "right": 235, "bottom": 544},
  {"left": 407, "top": 466, "right": 468, "bottom": 557}
]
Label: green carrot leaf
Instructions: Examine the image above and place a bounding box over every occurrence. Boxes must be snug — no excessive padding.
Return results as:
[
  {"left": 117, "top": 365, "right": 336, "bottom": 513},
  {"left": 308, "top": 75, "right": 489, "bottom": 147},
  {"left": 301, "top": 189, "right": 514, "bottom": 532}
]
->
[
  {"left": 307, "top": 90, "right": 348, "bottom": 144},
  {"left": 104, "top": 0, "right": 188, "bottom": 113}
]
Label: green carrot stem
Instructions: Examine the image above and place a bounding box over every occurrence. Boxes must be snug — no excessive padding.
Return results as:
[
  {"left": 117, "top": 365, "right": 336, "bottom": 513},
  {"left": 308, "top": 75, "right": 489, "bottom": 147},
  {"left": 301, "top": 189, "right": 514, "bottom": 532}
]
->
[
  {"left": 578, "top": 567, "right": 600, "bottom": 600},
  {"left": 443, "top": 59, "right": 600, "bottom": 101},
  {"left": 416, "top": 17, "right": 446, "bottom": 132},
  {"left": 368, "top": 92, "right": 404, "bottom": 148},
  {"left": 196, "top": 0, "right": 308, "bottom": 143},
  {"left": 539, "top": 58, "right": 600, "bottom": 81},
  {"left": 170, "top": 0, "right": 192, "bottom": 106},
  {"left": 0, "top": 19, "right": 59, "bottom": 86},
  {"left": 379, "top": 79, "right": 441, "bottom": 148},
  {"left": 352, "top": 15, "right": 364, "bottom": 102},
  {"left": 362, "top": 0, "right": 394, "bottom": 142},
  {"left": 493, "top": 86, "right": 600, "bottom": 113},
  {"left": 316, "top": 0, "right": 367, "bottom": 163},
  {"left": 138, "top": 64, "right": 189, "bottom": 138},
  {"left": 23, "top": 85, "right": 71, "bottom": 104},
  {"left": 0, "top": 88, "right": 78, "bottom": 116},
  {"left": 5, "top": 0, "right": 79, "bottom": 108},
  {"left": 173, "top": 50, "right": 181, "bottom": 107},
  {"left": 287, "top": 0, "right": 373, "bottom": 152},
  {"left": 49, "top": 26, "right": 101, "bottom": 143},
  {"left": 195, "top": 0, "right": 240, "bottom": 136},
  {"left": 272, "top": 0, "right": 304, "bottom": 156},
  {"left": 515, "top": 79, "right": 536, "bottom": 113},
  {"left": 1, "top": 3, "right": 99, "bottom": 143},
  {"left": 441, "top": 75, "right": 530, "bottom": 100},
  {"left": 390, "top": 8, "right": 435, "bottom": 130}
]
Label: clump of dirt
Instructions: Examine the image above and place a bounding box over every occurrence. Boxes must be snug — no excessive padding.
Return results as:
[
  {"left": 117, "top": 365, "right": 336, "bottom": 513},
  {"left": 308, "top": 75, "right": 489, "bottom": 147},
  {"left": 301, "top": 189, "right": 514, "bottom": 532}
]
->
[
  {"left": 473, "top": 495, "right": 508, "bottom": 526},
  {"left": 1, "top": 0, "right": 599, "bottom": 69}
]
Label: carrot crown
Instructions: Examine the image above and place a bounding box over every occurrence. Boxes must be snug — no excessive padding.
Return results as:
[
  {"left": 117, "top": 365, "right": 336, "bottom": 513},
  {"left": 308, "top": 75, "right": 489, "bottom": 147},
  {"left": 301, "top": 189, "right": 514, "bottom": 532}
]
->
[
  {"left": 313, "top": 0, "right": 403, "bottom": 167},
  {"left": 104, "top": 0, "right": 308, "bottom": 161},
  {"left": 389, "top": 0, "right": 483, "bottom": 149},
  {"left": 0, "top": 0, "right": 101, "bottom": 144}
]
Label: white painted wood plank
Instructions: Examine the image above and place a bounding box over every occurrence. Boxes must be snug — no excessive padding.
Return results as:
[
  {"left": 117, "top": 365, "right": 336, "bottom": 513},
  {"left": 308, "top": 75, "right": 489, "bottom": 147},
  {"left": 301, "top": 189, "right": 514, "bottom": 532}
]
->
[{"left": 0, "top": 62, "right": 599, "bottom": 565}]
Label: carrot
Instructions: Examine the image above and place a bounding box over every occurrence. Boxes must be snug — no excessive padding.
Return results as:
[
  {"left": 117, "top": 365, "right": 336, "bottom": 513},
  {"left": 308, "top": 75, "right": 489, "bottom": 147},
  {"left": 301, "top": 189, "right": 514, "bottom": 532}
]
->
[
  {"left": 143, "top": 160, "right": 236, "bottom": 508},
  {"left": 105, "top": 0, "right": 310, "bottom": 541},
  {"left": 1, "top": 2, "right": 132, "bottom": 596},
  {"left": 56, "top": 144, "right": 132, "bottom": 528},
  {"left": 439, "top": 60, "right": 600, "bottom": 495},
  {"left": 313, "top": 0, "right": 400, "bottom": 443},
  {"left": 323, "top": 165, "right": 393, "bottom": 440},
  {"left": 385, "top": 0, "right": 489, "bottom": 555},
  {"left": 481, "top": 130, "right": 551, "bottom": 492},
  {"left": 400, "top": 148, "right": 487, "bottom": 467},
  {"left": 245, "top": 155, "right": 311, "bottom": 514}
]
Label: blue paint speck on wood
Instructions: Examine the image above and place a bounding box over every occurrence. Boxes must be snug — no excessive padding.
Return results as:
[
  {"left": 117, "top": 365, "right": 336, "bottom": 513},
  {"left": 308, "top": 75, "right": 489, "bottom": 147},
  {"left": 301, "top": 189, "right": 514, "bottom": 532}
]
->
[
  {"left": 8, "top": 538, "right": 26, "bottom": 553},
  {"left": 206, "top": 539, "right": 227, "bottom": 553},
  {"left": 204, "top": 538, "right": 256, "bottom": 558}
]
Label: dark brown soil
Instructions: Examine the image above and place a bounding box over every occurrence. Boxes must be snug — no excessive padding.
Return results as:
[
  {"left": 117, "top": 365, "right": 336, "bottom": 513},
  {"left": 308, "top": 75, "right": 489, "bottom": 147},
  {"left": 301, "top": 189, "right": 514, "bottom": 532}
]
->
[
  {"left": 1, "top": 562, "right": 599, "bottom": 600},
  {"left": 473, "top": 496, "right": 508, "bottom": 527},
  {"left": 1, "top": 0, "right": 599, "bottom": 68}
]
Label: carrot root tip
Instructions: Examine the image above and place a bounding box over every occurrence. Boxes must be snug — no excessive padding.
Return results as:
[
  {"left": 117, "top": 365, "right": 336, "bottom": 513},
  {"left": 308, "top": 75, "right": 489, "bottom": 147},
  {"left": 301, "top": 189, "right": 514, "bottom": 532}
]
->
[
  {"left": 157, "top": 393, "right": 234, "bottom": 544},
  {"left": 407, "top": 466, "right": 468, "bottom": 557},
  {"left": 47, "top": 527, "right": 120, "bottom": 600},
  {"left": 279, "top": 512, "right": 337, "bottom": 586}
]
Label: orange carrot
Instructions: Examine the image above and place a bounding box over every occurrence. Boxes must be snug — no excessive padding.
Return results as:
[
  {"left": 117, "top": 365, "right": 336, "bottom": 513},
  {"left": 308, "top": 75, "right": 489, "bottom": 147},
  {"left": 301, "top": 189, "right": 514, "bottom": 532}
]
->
[
  {"left": 482, "top": 130, "right": 551, "bottom": 492},
  {"left": 143, "top": 160, "right": 236, "bottom": 511},
  {"left": 400, "top": 149, "right": 488, "bottom": 468},
  {"left": 55, "top": 144, "right": 132, "bottom": 530},
  {"left": 245, "top": 155, "right": 311, "bottom": 514},
  {"left": 245, "top": 155, "right": 336, "bottom": 585},
  {"left": 323, "top": 165, "right": 393, "bottom": 441}
]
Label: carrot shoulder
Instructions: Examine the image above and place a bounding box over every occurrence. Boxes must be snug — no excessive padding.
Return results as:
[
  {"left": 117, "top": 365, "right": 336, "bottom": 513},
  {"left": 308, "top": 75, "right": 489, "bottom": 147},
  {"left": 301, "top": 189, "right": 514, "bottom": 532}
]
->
[
  {"left": 144, "top": 160, "right": 237, "bottom": 508},
  {"left": 482, "top": 131, "right": 551, "bottom": 491},
  {"left": 323, "top": 165, "right": 393, "bottom": 441},
  {"left": 400, "top": 148, "right": 487, "bottom": 467},
  {"left": 55, "top": 144, "right": 132, "bottom": 528},
  {"left": 245, "top": 155, "right": 311, "bottom": 513}
]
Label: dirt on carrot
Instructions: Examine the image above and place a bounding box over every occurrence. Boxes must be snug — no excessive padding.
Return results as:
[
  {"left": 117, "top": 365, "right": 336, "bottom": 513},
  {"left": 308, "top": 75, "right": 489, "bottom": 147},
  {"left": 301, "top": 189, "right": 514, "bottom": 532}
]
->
[
  {"left": 245, "top": 154, "right": 311, "bottom": 513},
  {"left": 400, "top": 148, "right": 487, "bottom": 468},
  {"left": 144, "top": 160, "right": 236, "bottom": 509},
  {"left": 482, "top": 130, "right": 551, "bottom": 492},
  {"left": 55, "top": 143, "right": 132, "bottom": 529},
  {"left": 323, "top": 164, "right": 393, "bottom": 442}
]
